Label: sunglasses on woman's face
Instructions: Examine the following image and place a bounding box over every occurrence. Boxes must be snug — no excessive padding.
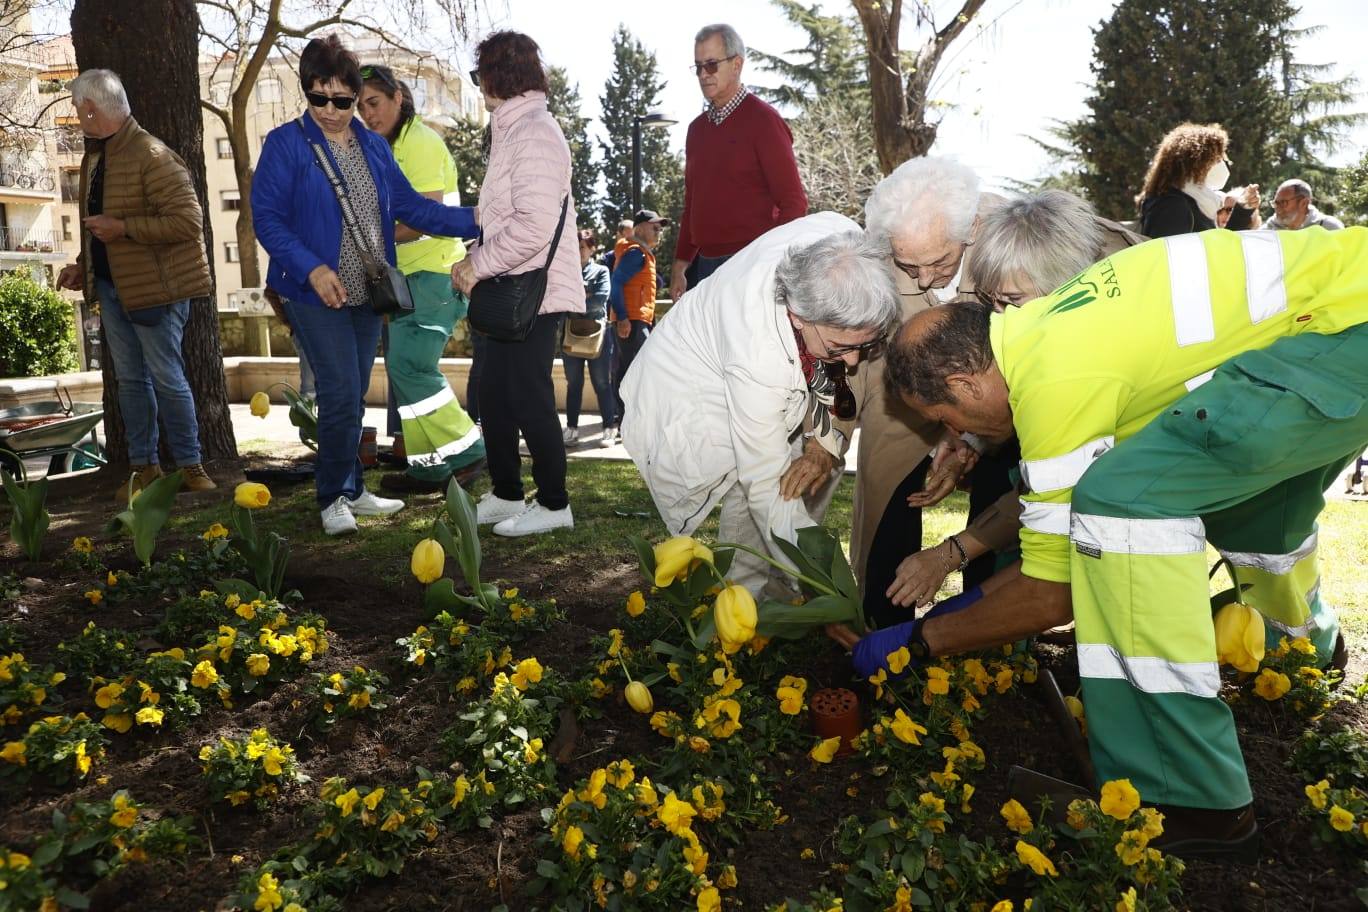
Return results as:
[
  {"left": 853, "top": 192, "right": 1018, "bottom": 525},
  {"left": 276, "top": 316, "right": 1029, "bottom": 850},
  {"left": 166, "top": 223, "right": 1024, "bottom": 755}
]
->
[{"left": 305, "top": 92, "right": 356, "bottom": 111}]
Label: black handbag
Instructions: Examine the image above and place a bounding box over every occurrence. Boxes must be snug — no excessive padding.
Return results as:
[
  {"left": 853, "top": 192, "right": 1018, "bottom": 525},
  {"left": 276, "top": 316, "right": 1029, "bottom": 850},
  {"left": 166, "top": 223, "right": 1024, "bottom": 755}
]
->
[
  {"left": 300, "top": 121, "right": 414, "bottom": 316},
  {"left": 468, "top": 196, "right": 569, "bottom": 342}
]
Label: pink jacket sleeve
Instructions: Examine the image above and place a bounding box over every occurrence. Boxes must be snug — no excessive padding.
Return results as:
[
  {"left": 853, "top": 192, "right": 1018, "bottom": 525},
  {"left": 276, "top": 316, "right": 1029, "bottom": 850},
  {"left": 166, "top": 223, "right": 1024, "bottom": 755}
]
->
[{"left": 469, "top": 119, "right": 571, "bottom": 280}]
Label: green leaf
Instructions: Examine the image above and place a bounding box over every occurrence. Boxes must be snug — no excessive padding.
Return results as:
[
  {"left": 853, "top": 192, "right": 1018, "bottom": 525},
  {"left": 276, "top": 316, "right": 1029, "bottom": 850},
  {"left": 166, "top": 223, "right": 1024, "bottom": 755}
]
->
[
  {"left": 899, "top": 850, "right": 925, "bottom": 882},
  {"left": 56, "top": 887, "right": 91, "bottom": 909},
  {"left": 424, "top": 578, "right": 483, "bottom": 614},
  {"left": 2, "top": 469, "right": 49, "bottom": 560},
  {"left": 863, "top": 817, "right": 896, "bottom": 838},
  {"left": 106, "top": 470, "right": 184, "bottom": 565},
  {"left": 31, "top": 837, "right": 62, "bottom": 867},
  {"left": 627, "top": 534, "right": 657, "bottom": 585},
  {"left": 756, "top": 594, "right": 858, "bottom": 639},
  {"left": 213, "top": 578, "right": 263, "bottom": 603}
]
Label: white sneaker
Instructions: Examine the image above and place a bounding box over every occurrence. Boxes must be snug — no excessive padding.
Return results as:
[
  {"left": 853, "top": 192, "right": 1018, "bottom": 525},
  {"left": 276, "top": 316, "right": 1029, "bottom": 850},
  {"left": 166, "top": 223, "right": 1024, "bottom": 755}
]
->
[
  {"left": 562, "top": 427, "right": 580, "bottom": 445},
  {"left": 346, "top": 490, "right": 405, "bottom": 516},
  {"left": 321, "top": 496, "right": 357, "bottom": 536},
  {"left": 476, "top": 491, "right": 526, "bottom": 525},
  {"left": 598, "top": 426, "right": 619, "bottom": 448},
  {"left": 492, "top": 502, "right": 573, "bottom": 537}
]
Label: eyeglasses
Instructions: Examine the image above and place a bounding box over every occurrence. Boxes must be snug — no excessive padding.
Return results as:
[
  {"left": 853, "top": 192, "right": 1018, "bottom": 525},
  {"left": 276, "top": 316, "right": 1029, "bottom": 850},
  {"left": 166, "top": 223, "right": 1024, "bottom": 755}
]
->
[
  {"left": 973, "top": 288, "right": 1011, "bottom": 312},
  {"left": 360, "top": 64, "right": 396, "bottom": 88},
  {"left": 893, "top": 242, "right": 970, "bottom": 279},
  {"left": 691, "top": 55, "right": 738, "bottom": 76},
  {"left": 305, "top": 92, "right": 355, "bottom": 111},
  {"left": 812, "top": 324, "right": 885, "bottom": 360},
  {"left": 826, "top": 362, "right": 857, "bottom": 421},
  {"left": 469, "top": 68, "right": 481, "bottom": 88}
]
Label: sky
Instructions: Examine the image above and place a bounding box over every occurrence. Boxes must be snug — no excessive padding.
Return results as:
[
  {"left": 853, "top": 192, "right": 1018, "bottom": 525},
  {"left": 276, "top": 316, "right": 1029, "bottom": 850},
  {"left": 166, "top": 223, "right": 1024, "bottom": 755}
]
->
[{"left": 470, "top": 0, "right": 1368, "bottom": 194}]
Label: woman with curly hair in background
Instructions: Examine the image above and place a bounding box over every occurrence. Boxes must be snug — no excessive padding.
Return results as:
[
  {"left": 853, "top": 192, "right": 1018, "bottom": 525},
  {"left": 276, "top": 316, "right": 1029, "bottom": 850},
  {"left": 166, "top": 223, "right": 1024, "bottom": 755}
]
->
[{"left": 1137, "top": 122, "right": 1260, "bottom": 237}]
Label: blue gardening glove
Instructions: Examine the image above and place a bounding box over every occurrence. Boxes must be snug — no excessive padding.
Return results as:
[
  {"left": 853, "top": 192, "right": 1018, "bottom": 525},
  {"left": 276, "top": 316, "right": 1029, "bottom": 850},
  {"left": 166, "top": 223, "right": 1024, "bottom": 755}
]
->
[{"left": 851, "top": 586, "right": 984, "bottom": 678}]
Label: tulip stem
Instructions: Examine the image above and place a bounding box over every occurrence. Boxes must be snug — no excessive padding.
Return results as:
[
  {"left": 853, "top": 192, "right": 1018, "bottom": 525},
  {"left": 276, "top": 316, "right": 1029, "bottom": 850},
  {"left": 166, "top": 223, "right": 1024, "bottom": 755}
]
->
[
  {"left": 715, "top": 541, "right": 836, "bottom": 597},
  {"left": 617, "top": 654, "right": 635, "bottom": 683}
]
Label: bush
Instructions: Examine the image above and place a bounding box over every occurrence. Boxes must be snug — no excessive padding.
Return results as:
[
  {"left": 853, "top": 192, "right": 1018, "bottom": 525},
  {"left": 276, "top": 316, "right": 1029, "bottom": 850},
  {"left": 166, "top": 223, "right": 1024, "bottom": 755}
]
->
[{"left": 0, "top": 270, "right": 77, "bottom": 377}]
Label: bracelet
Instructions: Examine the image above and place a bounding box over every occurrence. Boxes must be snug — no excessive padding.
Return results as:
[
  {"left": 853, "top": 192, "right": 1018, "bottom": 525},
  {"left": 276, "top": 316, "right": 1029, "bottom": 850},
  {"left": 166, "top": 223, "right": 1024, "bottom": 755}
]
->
[{"left": 946, "top": 535, "right": 970, "bottom": 571}]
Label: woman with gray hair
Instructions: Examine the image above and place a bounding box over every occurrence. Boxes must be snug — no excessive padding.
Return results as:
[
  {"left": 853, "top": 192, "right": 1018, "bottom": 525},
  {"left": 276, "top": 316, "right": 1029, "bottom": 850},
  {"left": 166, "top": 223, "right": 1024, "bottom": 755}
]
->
[
  {"left": 622, "top": 213, "right": 897, "bottom": 596},
  {"left": 883, "top": 190, "right": 1145, "bottom": 612}
]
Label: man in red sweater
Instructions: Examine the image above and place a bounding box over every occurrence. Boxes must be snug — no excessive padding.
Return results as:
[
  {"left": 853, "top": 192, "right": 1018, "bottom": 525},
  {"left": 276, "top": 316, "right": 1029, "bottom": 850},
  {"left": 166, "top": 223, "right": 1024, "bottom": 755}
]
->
[{"left": 668, "top": 23, "right": 808, "bottom": 301}]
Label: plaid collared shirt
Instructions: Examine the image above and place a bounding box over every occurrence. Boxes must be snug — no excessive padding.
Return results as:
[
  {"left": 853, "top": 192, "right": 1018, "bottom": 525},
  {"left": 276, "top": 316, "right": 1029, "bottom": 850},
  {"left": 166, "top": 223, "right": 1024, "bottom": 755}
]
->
[{"left": 705, "top": 86, "right": 749, "bottom": 126}]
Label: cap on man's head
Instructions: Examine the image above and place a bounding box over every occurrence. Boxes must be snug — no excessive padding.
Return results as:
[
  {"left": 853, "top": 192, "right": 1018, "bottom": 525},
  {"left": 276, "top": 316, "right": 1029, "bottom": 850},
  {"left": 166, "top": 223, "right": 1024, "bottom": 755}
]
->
[{"left": 633, "top": 210, "right": 671, "bottom": 227}]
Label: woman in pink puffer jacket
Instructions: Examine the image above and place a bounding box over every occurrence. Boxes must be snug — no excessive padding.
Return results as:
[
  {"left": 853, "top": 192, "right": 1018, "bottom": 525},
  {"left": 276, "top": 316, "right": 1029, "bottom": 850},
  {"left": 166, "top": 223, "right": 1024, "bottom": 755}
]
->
[{"left": 453, "top": 30, "right": 582, "bottom": 537}]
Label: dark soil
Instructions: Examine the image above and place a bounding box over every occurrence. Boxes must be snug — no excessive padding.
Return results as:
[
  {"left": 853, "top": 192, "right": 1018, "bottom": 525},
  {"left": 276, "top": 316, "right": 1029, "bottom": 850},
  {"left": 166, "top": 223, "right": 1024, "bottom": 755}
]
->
[{"left": 3, "top": 463, "right": 1366, "bottom": 911}]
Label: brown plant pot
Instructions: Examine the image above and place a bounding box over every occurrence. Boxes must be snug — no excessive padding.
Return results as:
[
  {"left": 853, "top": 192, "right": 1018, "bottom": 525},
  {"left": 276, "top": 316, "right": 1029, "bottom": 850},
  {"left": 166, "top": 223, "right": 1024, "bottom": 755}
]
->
[
  {"left": 810, "top": 687, "right": 861, "bottom": 757},
  {"left": 359, "top": 426, "right": 379, "bottom": 467}
]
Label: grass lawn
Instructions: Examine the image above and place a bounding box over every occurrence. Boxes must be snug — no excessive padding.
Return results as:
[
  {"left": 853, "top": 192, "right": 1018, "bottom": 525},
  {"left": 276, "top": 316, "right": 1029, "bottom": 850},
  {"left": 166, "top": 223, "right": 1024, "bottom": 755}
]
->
[{"left": 154, "top": 454, "right": 1368, "bottom": 642}]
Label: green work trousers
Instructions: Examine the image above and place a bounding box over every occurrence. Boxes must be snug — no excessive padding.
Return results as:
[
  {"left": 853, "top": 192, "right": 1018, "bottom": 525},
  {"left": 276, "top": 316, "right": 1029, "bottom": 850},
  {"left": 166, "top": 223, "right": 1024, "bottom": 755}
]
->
[
  {"left": 1069, "top": 324, "right": 1368, "bottom": 809},
  {"left": 388, "top": 271, "right": 484, "bottom": 482}
]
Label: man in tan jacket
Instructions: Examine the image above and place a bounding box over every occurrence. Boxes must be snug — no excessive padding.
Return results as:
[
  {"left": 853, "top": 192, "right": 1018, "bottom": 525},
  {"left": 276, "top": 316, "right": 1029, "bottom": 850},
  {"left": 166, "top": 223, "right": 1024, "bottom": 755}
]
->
[{"left": 56, "top": 69, "right": 215, "bottom": 500}]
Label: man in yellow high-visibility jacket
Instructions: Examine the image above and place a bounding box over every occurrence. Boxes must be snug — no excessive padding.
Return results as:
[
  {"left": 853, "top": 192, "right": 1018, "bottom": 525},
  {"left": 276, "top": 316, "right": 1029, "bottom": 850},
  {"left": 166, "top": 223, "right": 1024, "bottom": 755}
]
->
[{"left": 837, "top": 226, "right": 1368, "bottom": 861}]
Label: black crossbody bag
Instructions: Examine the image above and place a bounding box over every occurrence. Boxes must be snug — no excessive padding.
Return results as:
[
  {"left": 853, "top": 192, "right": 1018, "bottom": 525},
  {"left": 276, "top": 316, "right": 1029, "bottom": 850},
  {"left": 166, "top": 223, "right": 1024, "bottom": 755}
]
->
[
  {"left": 467, "top": 196, "right": 569, "bottom": 342},
  {"left": 299, "top": 121, "right": 413, "bottom": 316}
]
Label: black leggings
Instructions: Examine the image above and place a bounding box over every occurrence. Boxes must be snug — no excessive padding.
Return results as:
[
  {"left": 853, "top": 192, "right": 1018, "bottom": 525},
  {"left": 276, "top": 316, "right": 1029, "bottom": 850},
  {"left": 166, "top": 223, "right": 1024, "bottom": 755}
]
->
[
  {"left": 862, "top": 456, "right": 930, "bottom": 630},
  {"left": 478, "top": 314, "right": 568, "bottom": 510}
]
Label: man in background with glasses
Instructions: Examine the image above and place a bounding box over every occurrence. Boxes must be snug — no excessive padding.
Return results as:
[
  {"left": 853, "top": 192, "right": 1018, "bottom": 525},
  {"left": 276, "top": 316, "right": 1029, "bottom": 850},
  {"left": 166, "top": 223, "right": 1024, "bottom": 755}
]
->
[{"left": 668, "top": 23, "right": 807, "bottom": 302}]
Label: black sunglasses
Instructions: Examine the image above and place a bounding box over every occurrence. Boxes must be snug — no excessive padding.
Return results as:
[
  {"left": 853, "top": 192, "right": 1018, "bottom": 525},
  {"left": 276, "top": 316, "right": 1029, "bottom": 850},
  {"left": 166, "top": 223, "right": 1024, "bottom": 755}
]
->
[
  {"left": 691, "top": 55, "right": 738, "bottom": 76},
  {"left": 305, "top": 91, "right": 355, "bottom": 111},
  {"left": 469, "top": 68, "right": 481, "bottom": 88},
  {"left": 360, "top": 64, "right": 397, "bottom": 87}
]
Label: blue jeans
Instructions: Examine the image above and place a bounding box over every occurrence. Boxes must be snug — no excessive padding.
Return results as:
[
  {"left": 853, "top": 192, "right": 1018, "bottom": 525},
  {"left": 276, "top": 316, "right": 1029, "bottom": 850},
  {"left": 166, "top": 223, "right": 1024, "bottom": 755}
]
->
[
  {"left": 284, "top": 300, "right": 382, "bottom": 507},
  {"left": 95, "top": 278, "right": 199, "bottom": 465},
  {"left": 564, "top": 331, "right": 615, "bottom": 428}
]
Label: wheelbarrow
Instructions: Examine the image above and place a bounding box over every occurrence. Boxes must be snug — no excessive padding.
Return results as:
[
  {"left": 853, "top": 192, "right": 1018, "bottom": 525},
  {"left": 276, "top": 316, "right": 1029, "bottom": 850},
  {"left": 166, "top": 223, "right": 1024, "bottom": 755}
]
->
[{"left": 0, "top": 389, "right": 107, "bottom": 482}]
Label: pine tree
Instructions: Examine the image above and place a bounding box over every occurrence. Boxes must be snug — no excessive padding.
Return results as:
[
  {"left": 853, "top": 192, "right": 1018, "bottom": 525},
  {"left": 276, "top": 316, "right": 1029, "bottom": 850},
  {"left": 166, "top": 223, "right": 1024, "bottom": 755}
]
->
[
  {"left": 750, "top": 0, "right": 867, "bottom": 110},
  {"left": 444, "top": 119, "right": 487, "bottom": 207},
  {"left": 1067, "top": 0, "right": 1361, "bottom": 219},
  {"left": 548, "top": 65, "right": 600, "bottom": 228},
  {"left": 598, "top": 26, "right": 673, "bottom": 228}
]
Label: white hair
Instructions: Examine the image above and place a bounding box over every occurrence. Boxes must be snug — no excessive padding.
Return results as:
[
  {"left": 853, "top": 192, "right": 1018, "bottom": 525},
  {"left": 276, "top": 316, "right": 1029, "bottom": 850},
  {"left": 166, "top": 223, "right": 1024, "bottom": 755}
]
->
[
  {"left": 70, "top": 69, "right": 131, "bottom": 118},
  {"left": 694, "top": 23, "right": 745, "bottom": 58},
  {"left": 1277, "top": 178, "right": 1313, "bottom": 201},
  {"left": 865, "top": 156, "right": 980, "bottom": 246},
  {"left": 774, "top": 230, "right": 900, "bottom": 332},
  {"left": 968, "top": 190, "right": 1106, "bottom": 297}
]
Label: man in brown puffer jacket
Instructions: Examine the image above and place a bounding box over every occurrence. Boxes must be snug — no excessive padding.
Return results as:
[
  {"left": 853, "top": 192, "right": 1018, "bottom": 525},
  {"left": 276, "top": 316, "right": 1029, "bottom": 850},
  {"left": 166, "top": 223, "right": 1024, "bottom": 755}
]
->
[{"left": 55, "top": 69, "right": 216, "bottom": 500}]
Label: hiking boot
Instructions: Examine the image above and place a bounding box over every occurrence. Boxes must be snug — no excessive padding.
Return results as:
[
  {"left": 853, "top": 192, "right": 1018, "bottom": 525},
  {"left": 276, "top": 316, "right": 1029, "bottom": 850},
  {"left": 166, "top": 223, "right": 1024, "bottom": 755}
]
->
[
  {"left": 180, "top": 463, "right": 217, "bottom": 493},
  {"left": 113, "top": 464, "right": 163, "bottom": 503},
  {"left": 1151, "top": 803, "right": 1259, "bottom": 865}
]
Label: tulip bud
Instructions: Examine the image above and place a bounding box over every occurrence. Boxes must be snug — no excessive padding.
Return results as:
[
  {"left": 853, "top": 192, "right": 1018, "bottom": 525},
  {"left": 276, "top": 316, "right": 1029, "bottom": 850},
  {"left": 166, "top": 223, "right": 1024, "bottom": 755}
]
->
[
  {"left": 1213, "top": 602, "right": 1265, "bottom": 673},
  {"left": 410, "top": 538, "right": 445, "bottom": 584},
  {"left": 714, "top": 584, "right": 758, "bottom": 650},
  {"left": 233, "top": 482, "right": 272, "bottom": 509},
  {"left": 249, "top": 391, "right": 271, "bottom": 418},
  {"left": 625, "top": 681, "right": 654, "bottom": 714},
  {"left": 652, "top": 536, "right": 715, "bottom": 588}
]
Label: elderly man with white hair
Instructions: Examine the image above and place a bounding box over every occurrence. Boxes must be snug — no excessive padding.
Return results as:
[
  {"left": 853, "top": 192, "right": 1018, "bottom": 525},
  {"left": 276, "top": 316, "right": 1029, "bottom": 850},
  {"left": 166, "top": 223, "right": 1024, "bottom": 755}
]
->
[
  {"left": 1265, "top": 178, "right": 1345, "bottom": 232},
  {"left": 55, "top": 69, "right": 215, "bottom": 501},
  {"left": 622, "top": 213, "right": 898, "bottom": 596},
  {"left": 849, "top": 161, "right": 1142, "bottom": 627}
]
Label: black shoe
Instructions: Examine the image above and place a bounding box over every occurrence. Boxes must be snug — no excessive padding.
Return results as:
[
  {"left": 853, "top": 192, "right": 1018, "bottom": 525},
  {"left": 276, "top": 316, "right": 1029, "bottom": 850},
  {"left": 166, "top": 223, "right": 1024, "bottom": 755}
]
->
[
  {"left": 1151, "top": 803, "right": 1259, "bottom": 865},
  {"left": 379, "top": 472, "right": 445, "bottom": 494},
  {"left": 451, "top": 457, "right": 487, "bottom": 489}
]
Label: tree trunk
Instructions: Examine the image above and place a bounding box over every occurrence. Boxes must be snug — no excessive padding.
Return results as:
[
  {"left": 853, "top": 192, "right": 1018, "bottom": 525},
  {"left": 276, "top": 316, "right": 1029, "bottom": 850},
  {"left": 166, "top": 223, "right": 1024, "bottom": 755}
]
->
[{"left": 71, "top": 0, "right": 239, "bottom": 466}]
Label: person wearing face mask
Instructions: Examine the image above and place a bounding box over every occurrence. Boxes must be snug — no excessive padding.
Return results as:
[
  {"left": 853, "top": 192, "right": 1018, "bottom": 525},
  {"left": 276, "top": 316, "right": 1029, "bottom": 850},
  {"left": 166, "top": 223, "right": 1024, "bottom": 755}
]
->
[
  {"left": 357, "top": 64, "right": 485, "bottom": 495},
  {"left": 1137, "top": 123, "right": 1259, "bottom": 238}
]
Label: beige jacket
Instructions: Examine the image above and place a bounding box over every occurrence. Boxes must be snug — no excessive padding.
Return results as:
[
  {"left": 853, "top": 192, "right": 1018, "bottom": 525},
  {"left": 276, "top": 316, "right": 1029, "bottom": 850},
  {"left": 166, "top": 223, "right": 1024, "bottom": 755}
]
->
[
  {"left": 78, "top": 117, "right": 210, "bottom": 310},
  {"left": 846, "top": 205, "right": 1144, "bottom": 589}
]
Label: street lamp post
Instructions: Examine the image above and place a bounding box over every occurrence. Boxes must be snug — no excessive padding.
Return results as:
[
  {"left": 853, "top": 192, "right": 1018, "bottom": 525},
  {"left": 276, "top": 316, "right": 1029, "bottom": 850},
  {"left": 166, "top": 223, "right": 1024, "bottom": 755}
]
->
[{"left": 632, "top": 111, "right": 677, "bottom": 213}]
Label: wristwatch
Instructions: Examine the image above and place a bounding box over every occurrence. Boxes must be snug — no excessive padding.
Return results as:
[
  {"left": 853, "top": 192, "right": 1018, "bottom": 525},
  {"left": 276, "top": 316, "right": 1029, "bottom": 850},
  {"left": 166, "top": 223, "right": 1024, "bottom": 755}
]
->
[{"left": 906, "top": 616, "right": 933, "bottom": 660}]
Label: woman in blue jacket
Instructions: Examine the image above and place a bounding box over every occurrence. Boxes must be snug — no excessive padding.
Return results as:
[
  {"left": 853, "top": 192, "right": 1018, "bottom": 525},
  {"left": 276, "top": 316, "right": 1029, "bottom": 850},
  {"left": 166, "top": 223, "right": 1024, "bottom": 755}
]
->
[{"left": 252, "top": 34, "right": 476, "bottom": 535}]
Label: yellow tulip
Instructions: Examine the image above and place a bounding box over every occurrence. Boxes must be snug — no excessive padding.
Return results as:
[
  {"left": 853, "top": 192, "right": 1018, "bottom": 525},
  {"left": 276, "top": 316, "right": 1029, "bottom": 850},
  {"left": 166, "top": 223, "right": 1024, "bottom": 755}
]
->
[
  {"left": 234, "top": 482, "right": 272, "bottom": 510},
  {"left": 625, "top": 681, "right": 654, "bottom": 714},
  {"left": 249, "top": 391, "right": 271, "bottom": 418},
  {"left": 653, "top": 536, "right": 714, "bottom": 587},
  {"left": 410, "top": 539, "right": 445, "bottom": 584},
  {"left": 1213, "top": 602, "right": 1265, "bottom": 673},
  {"left": 713, "top": 585, "right": 758, "bottom": 650}
]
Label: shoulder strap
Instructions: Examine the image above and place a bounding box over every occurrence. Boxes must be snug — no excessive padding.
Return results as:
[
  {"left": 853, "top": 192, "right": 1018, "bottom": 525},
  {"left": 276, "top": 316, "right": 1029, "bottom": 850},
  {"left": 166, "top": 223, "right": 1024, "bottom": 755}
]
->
[
  {"left": 297, "top": 119, "right": 383, "bottom": 278},
  {"left": 543, "top": 196, "right": 570, "bottom": 271}
]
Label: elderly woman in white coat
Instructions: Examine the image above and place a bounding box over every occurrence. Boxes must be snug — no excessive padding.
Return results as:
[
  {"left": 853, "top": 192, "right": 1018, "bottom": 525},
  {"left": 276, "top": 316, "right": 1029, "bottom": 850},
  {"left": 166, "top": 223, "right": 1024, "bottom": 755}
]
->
[{"left": 621, "top": 213, "right": 900, "bottom": 595}]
